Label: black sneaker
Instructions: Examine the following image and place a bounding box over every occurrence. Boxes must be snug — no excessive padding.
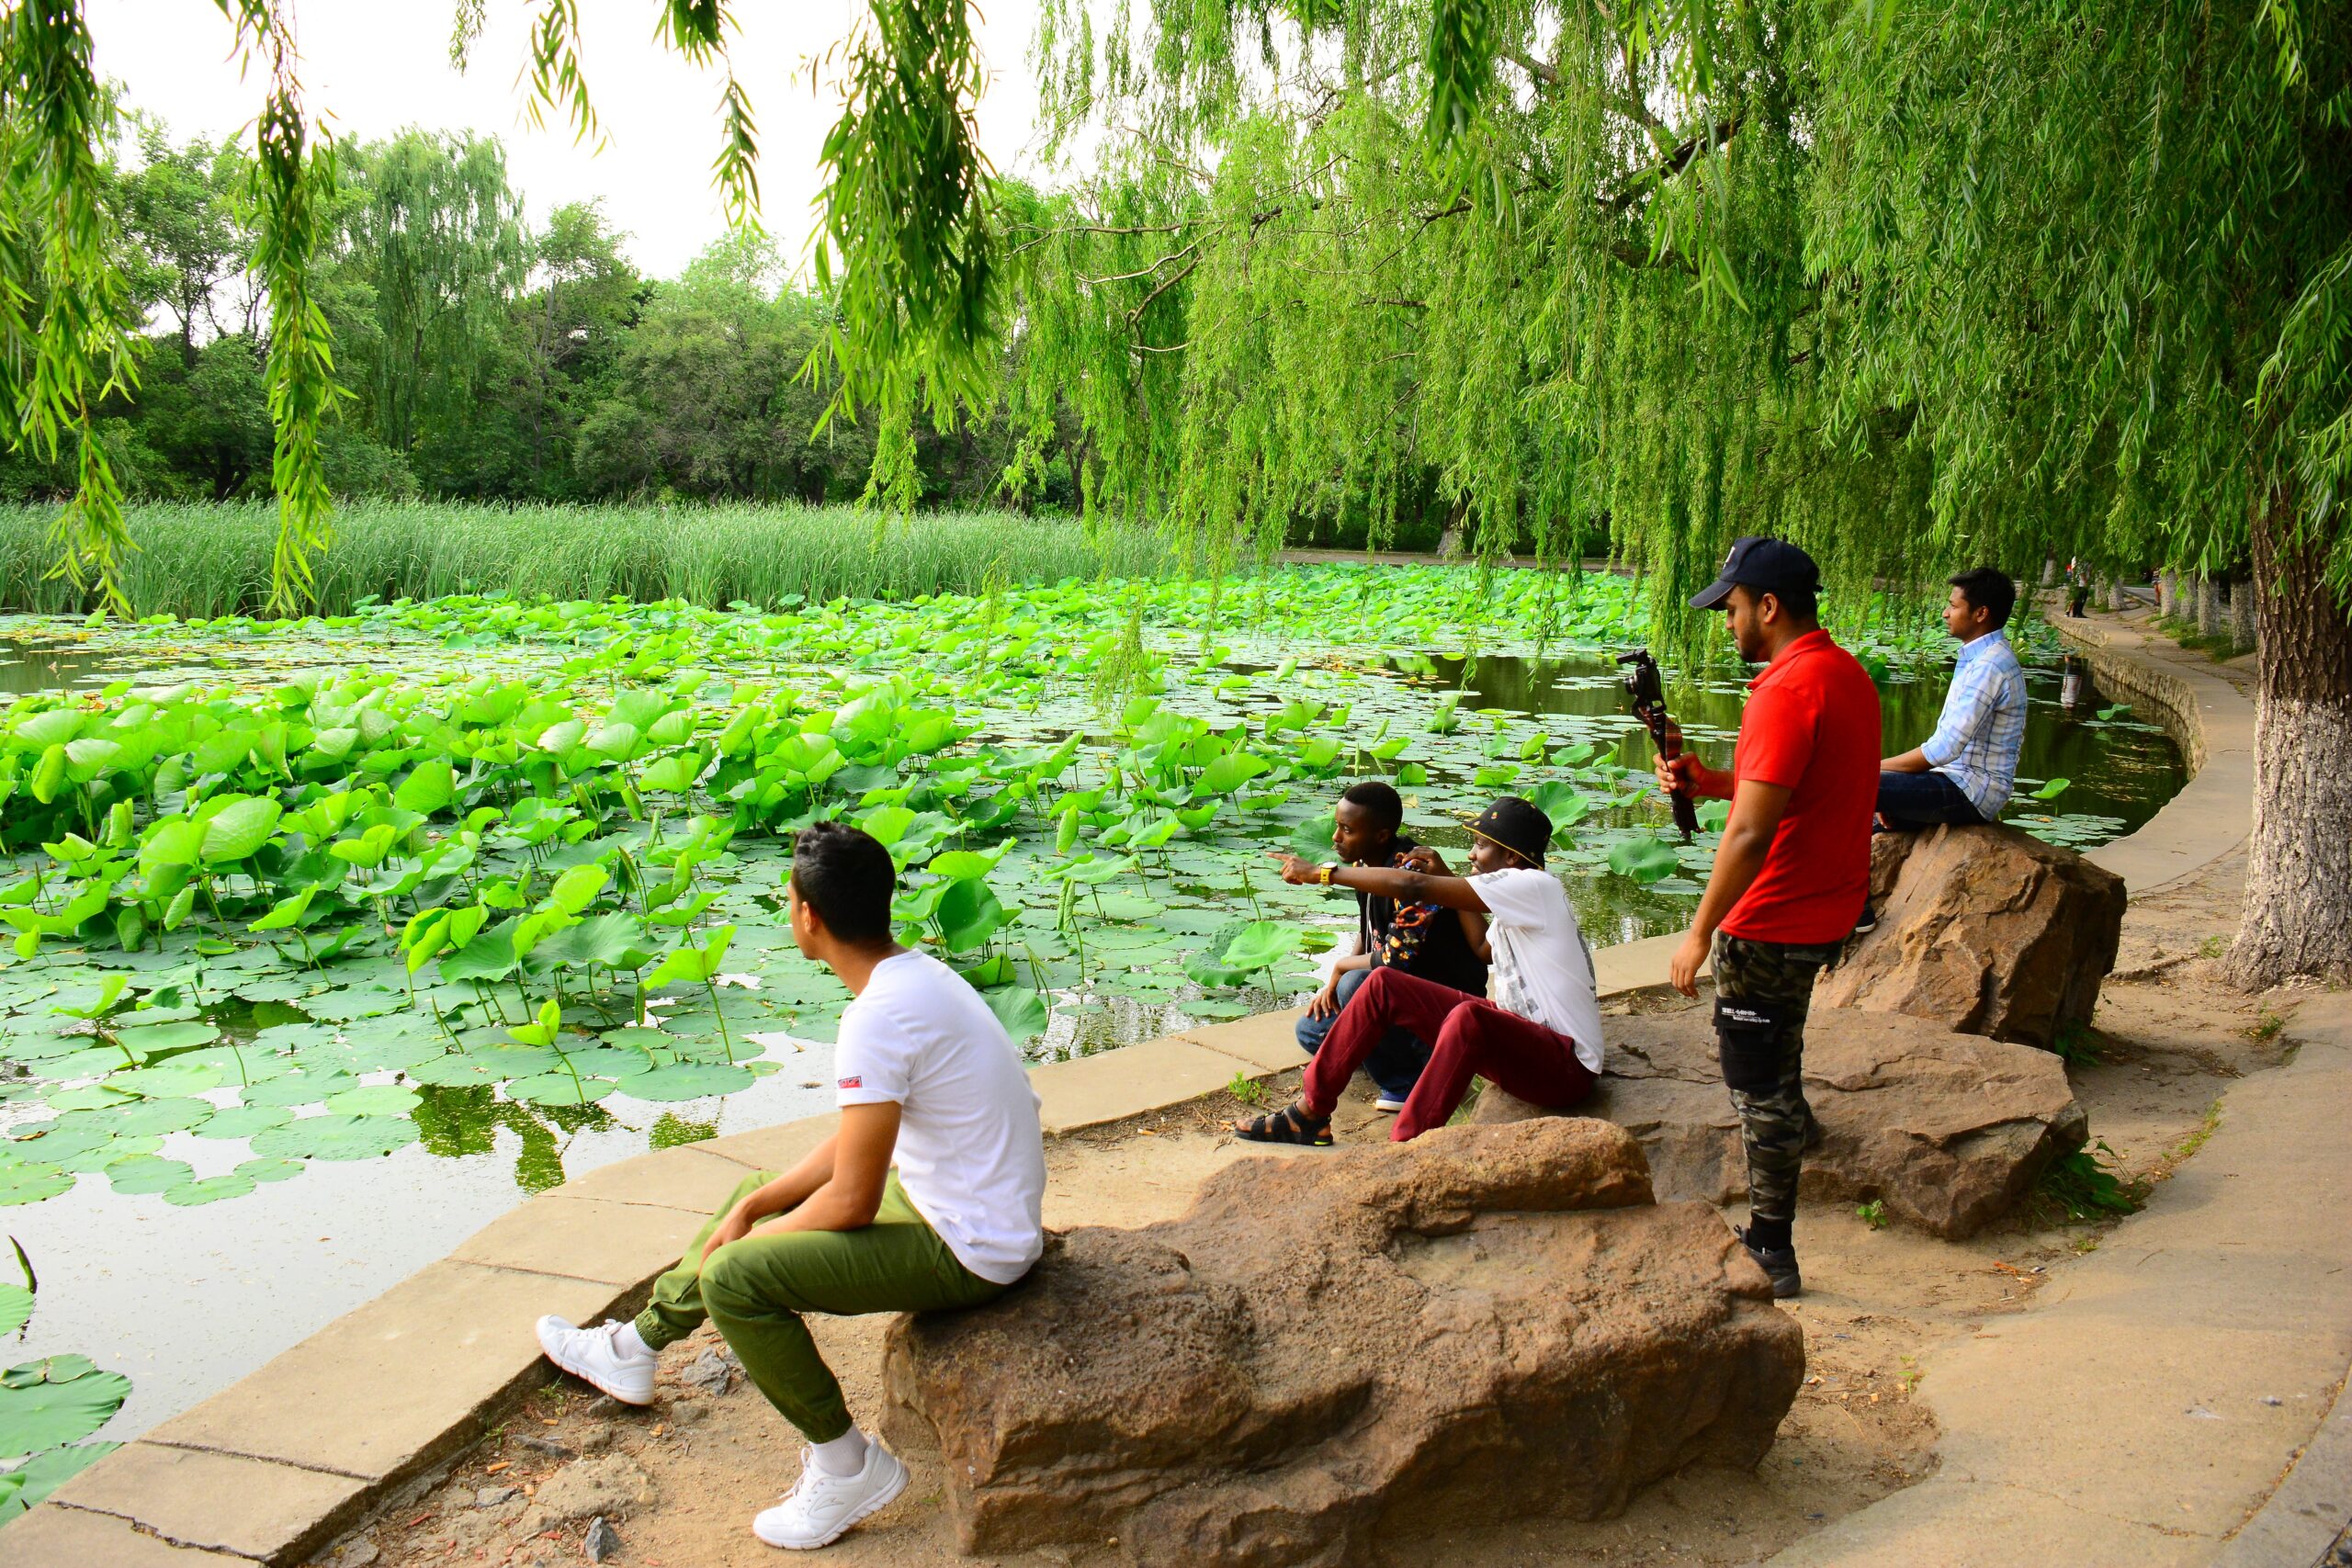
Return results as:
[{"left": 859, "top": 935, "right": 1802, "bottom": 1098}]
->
[
  {"left": 1850, "top": 904, "right": 1879, "bottom": 938},
  {"left": 1735, "top": 1225, "right": 1803, "bottom": 1299}
]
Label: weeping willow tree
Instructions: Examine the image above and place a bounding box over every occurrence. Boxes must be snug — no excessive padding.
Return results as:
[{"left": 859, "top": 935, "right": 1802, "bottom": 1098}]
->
[
  {"left": 1801, "top": 2, "right": 2352, "bottom": 985},
  {"left": 999, "top": 1, "right": 1936, "bottom": 607},
  {"left": 995, "top": 0, "right": 2349, "bottom": 985},
  {"left": 0, "top": 0, "right": 975, "bottom": 606}
]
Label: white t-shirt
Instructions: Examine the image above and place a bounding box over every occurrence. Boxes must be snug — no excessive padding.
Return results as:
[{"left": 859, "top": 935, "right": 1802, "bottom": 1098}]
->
[
  {"left": 833, "top": 952, "right": 1046, "bottom": 1285},
  {"left": 1468, "top": 868, "right": 1605, "bottom": 1073}
]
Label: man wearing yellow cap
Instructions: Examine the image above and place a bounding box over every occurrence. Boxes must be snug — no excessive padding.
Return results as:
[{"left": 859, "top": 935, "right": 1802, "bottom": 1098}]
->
[{"left": 1238, "top": 797, "right": 1603, "bottom": 1145}]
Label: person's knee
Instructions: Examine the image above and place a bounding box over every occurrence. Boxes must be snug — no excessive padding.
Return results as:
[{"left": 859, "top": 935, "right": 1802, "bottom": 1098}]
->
[
  {"left": 1430, "top": 1002, "right": 1477, "bottom": 1055},
  {"left": 698, "top": 1245, "right": 770, "bottom": 1317}
]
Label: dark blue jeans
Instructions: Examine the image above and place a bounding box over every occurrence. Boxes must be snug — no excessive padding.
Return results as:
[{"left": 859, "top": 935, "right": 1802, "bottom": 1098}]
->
[
  {"left": 1876, "top": 769, "right": 1985, "bottom": 831},
  {"left": 1295, "top": 964, "right": 1433, "bottom": 1101}
]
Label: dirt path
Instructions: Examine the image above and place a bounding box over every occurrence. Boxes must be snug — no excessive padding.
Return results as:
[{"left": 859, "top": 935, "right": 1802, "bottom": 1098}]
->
[{"left": 326, "top": 852, "right": 2289, "bottom": 1568}]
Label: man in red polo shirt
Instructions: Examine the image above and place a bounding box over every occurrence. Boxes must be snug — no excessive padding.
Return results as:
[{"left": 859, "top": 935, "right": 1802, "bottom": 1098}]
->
[{"left": 1653, "top": 536, "right": 1879, "bottom": 1298}]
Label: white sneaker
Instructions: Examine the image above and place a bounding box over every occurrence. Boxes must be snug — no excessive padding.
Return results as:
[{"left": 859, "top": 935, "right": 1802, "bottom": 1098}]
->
[
  {"left": 752, "top": 1443, "right": 909, "bottom": 1550},
  {"left": 1373, "top": 1094, "right": 1408, "bottom": 1113},
  {"left": 535, "top": 1315, "right": 656, "bottom": 1405}
]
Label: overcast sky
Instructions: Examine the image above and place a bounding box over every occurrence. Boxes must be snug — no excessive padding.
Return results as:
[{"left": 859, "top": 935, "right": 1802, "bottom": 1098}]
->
[{"left": 88, "top": 0, "right": 1050, "bottom": 283}]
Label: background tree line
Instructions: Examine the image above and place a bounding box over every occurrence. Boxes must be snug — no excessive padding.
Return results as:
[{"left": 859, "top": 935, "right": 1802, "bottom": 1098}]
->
[{"left": 0, "top": 117, "right": 1080, "bottom": 514}]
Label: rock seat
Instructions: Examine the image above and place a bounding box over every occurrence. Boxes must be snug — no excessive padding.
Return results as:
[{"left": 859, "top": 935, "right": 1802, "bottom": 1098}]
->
[
  {"left": 883, "top": 1119, "right": 1804, "bottom": 1567},
  {"left": 1815, "top": 821, "right": 2125, "bottom": 1048},
  {"left": 1476, "top": 1005, "right": 2087, "bottom": 1237}
]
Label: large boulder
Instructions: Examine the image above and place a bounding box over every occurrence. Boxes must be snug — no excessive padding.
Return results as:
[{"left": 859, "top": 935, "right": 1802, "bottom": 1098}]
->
[
  {"left": 883, "top": 1120, "right": 1804, "bottom": 1567},
  {"left": 1812, "top": 821, "right": 2125, "bottom": 1048},
  {"left": 1475, "top": 1005, "right": 2086, "bottom": 1238}
]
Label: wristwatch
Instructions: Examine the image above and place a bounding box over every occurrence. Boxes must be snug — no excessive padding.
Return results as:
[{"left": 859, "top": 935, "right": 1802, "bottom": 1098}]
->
[{"left": 1318, "top": 863, "right": 1338, "bottom": 886}]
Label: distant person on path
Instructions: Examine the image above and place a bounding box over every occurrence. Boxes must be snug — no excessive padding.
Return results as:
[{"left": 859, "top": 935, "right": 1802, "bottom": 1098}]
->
[
  {"left": 1236, "top": 797, "right": 1601, "bottom": 1146},
  {"left": 1652, "top": 537, "right": 1880, "bottom": 1299},
  {"left": 1295, "top": 781, "right": 1490, "bottom": 1113},
  {"left": 533, "top": 822, "right": 1045, "bottom": 1551},
  {"left": 1877, "top": 567, "right": 2029, "bottom": 832}
]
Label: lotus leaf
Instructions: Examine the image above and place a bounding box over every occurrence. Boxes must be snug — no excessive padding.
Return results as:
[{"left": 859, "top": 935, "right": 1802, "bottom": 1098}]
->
[
  {"left": 1604, "top": 836, "right": 1681, "bottom": 885},
  {"left": 979, "top": 987, "right": 1048, "bottom": 1042},
  {"left": 103, "top": 1061, "right": 224, "bottom": 1098},
  {"left": 0, "top": 1166, "right": 69, "bottom": 1207},
  {"left": 105, "top": 1155, "right": 195, "bottom": 1194},
  {"left": 198, "top": 797, "right": 281, "bottom": 863},
  {"left": 1218, "top": 921, "right": 1306, "bottom": 974},
  {"left": 243, "top": 1070, "right": 359, "bottom": 1108},
  {"left": 192, "top": 1103, "right": 294, "bottom": 1140},
  {"left": 163, "top": 1173, "right": 258, "bottom": 1206},
  {"left": 937, "top": 881, "right": 1009, "bottom": 953},
  {"left": 0, "top": 1287, "right": 27, "bottom": 1337},
  {"left": 507, "top": 1072, "right": 617, "bottom": 1106},
  {"left": 621, "top": 1062, "right": 756, "bottom": 1100},
  {"left": 235, "top": 1156, "right": 304, "bottom": 1183},
  {"left": 558, "top": 1046, "right": 658, "bottom": 1078},
  {"left": 251, "top": 1114, "right": 421, "bottom": 1161},
  {"left": 323, "top": 1084, "right": 421, "bottom": 1117},
  {"left": 392, "top": 758, "right": 457, "bottom": 813},
  {"left": 0, "top": 1358, "right": 131, "bottom": 1459}
]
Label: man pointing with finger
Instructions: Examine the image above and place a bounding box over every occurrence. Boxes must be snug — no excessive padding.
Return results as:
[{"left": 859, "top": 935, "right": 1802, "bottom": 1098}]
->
[{"left": 1653, "top": 537, "right": 1879, "bottom": 1299}]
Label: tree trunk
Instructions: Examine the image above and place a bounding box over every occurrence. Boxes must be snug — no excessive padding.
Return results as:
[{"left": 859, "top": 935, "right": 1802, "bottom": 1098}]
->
[
  {"left": 2227, "top": 491, "right": 2352, "bottom": 987},
  {"left": 2196, "top": 575, "right": 2222, "bottom": 637},
  {"left": 2230, "top": 579, "right": 2257, "bottom": 654}
]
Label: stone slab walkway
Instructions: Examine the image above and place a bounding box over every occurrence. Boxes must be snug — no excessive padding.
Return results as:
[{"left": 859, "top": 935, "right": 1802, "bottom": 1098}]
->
[
  {"left": 2055, "top": 610, "right": 2255, "bottom": 895},
  {"left": 1771, "top": 995, "right": 2352, "bottom": 1568}
]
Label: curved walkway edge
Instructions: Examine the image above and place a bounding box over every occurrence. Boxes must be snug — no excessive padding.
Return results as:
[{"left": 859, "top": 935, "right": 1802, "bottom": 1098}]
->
[{"left": 5, "top": 606, "right": 2332, "bottom": 1568}]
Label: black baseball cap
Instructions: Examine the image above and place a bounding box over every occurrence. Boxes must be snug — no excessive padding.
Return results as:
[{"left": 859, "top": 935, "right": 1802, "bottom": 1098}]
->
[
  {"left": 1690, "top": 536, "right": 1821, "bottom": 611},
  {"left": 1468, "top": 797, "right": 1551, "bottom": 868}
]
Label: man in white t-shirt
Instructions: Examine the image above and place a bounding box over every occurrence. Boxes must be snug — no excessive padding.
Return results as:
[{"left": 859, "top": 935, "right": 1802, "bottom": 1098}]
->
[
  {"left": 1238, "top": 796, "right": 1603, "bottom": 1146},
  {"left": 533, "top": 821, "right": 1045, "bottom": 1551}
]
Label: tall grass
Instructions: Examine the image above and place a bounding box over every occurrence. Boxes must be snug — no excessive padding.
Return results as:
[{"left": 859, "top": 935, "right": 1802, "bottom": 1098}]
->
[{"left": 0, "top": 501, "right": 1170, "bottom": 617}]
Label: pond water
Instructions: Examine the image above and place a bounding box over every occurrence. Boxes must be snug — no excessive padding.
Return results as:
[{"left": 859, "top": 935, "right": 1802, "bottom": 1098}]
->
[{"left": 0, "top": 570, "right": 2180, "bottom": 1448}]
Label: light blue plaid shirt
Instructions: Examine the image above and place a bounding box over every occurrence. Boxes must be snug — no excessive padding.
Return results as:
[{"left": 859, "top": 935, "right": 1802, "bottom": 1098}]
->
[{"left": 1921, "top": 629, "right": 2029, "bottom": 818}]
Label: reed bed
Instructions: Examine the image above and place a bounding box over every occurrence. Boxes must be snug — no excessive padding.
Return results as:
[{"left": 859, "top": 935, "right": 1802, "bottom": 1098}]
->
[{"left": 0, "top": 501, "right": 1169, "bottom": 617}]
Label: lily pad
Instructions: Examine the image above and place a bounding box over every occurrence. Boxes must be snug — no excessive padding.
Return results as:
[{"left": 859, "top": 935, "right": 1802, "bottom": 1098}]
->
[
  {"left": 0, "top": 1441, "right": 119, "bottom": 1523},
  {"left": 163, "top": 1173, "right": 258, "bottom": 1206},
  {"left": 506, "top": 1072, "right": 618, "bottom": 1106},
  {"left": 322, "top": 1083, "right": 421, "bottom": 1118},
  {"left": 0, "top": 1358, "right": 131, "bottom": 1458},
  {"left": 106, "top": 1097, "right": 215, "bottom": 1136},
  {"left": 105, "top": 1155, "right": 197, "bottom": 1195},
  {"left": 103, "top": 1062, "right": 223, "bottom": 1097},
  {"left": 251, "top": 1114, "right": 421, "bottom": 1161},
  {"left": 619, "top": 1062, "right": 756, "bottom": 1101},
  {"left": 243, "top": 1070, "right": 360, "bottom": 1108},
  {"left": 234, "top": 1156, "right": 305, "bottom": 1183},
  {"left": 191, "top": 1103, "right": 294, "bottom": 1140}
]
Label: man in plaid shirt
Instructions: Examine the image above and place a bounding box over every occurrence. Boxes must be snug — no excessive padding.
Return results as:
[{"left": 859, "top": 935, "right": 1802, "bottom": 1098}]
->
[{"left": 1877, "top": 567, "right": 2030, "bottom": 830}]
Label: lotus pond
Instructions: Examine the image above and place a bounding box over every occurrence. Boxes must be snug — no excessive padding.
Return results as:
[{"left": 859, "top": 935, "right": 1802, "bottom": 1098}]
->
[{"left": 0, "top": 562, "right": 2178, "bottom": 1450}]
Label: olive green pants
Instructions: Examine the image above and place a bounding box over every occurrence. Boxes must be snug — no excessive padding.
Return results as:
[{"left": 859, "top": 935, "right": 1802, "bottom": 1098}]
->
[{"left": 633, "top": 1169, "right": 1008, "bottom": 1442}]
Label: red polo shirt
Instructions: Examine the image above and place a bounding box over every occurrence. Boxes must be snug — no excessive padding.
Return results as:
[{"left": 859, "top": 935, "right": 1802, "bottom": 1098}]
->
[{"left": 1722, "top": 629, "right": 1882, "bottom": 945}]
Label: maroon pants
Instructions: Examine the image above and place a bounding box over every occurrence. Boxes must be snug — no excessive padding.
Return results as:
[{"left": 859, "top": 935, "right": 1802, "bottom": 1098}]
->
[{"left": 1303, "top": 966, "right": 1597, "bottom": 1142}]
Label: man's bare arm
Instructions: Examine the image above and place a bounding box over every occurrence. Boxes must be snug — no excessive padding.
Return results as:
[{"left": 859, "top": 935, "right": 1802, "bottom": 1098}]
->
[
  {"left": 754, "top": 1102, "right": 899, "bottom": 1236},
  {"left": 1268, "top": 852, "right": 1490, "bottom": 912}
]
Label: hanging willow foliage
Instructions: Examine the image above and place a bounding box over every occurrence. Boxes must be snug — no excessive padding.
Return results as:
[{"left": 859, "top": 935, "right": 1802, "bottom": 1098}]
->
[
  {"left": 1001, "top": 0, "right": 1917, "bottom": 648},
  {"left": 0, "top": 0, "right": 816, "bottom": 608},
  {"left": 0, "top": 0, "right": 135, "bottom": 609}
]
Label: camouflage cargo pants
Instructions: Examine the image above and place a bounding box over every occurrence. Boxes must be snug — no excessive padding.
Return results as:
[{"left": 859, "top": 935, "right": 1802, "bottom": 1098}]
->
[{"left": 1711, "top": 931, "right": 1838, "bottom": 1228}]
